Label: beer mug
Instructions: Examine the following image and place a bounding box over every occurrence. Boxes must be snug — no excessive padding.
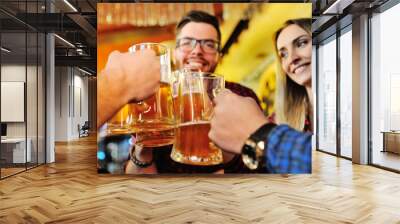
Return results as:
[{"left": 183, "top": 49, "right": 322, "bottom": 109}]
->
[
  {"left": 106, "top": 43, "right": 175, "bottom": 147},
  {"left": 170, "top": 71, "right": 224, "bottom": 166}
]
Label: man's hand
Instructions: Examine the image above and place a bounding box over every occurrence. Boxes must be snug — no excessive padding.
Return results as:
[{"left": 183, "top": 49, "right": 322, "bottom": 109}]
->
[
  {"left": 97, "top": 49, "right": 161, "bottom": 128},
  {"left": 209, "top": 89, "right": 269, "bottom": 154},
  {"left": 103, "top": 49, "right": 161, "bottom": 104},
  {"left": 125, "top": 144, "right": 157, "bottom": 174}
]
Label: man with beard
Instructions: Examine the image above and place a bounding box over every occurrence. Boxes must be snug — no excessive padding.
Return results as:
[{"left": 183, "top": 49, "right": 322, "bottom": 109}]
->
[{"left": 125, "top": 10, "right": 261, "bottom": 174}]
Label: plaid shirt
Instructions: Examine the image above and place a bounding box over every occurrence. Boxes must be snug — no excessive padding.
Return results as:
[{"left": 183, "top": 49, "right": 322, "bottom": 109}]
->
[{"left": 265, "top": 125, "right": 312, "bottom": 173}]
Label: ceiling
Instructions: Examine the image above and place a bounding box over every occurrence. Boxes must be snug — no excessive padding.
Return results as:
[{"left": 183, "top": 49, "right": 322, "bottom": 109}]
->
[
  {"left": 311, "top": 0, "right": 390, "bottom": 43},
  {"left": 0, "top": 0, "right": 97, "bottom": 73}
]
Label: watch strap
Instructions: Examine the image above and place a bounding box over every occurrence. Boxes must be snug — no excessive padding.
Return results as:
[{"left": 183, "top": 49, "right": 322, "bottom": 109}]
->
[
  {"left": 241, "top": 123, "right": 276, "bottom": 170},
  {"left": 250, "top": 123, "right": 277, "bottom": 143}
]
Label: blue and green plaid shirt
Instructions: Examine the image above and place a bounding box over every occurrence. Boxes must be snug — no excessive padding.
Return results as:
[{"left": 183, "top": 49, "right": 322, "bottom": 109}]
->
[{"left": 265, "top": 125, "right": 312, "bottom": 174}]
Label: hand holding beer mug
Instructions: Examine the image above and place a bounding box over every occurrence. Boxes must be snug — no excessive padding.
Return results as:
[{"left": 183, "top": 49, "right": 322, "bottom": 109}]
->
[
  {"left": 170, "top": 71, "right": 224, "bottom": 165},
  {"left": 106, "top": 43, "right": 175, "bottom": 147}
]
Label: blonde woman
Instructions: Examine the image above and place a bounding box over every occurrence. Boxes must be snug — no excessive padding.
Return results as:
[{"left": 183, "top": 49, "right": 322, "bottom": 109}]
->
[
  {"left": 273, "top": 18, "right": 313, "bottom": 132},
  {"left": 208, "top": 19, "right": 313, "bottom": 173}
]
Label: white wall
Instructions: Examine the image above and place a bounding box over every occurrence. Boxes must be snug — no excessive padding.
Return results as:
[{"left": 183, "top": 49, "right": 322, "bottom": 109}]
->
[
  {"left": 1, "top": 64, "right": 45, "bottom": 163},
  {"left": 1, "top": 65, "right": 26, "bottom": 141},
  {"left": 54, "top": 67, "right": 89, "bottom": 141},
  {"left": 55, "top": 67, "right": 69, "bottom": 141},
  {"left": 73, "top": 73, "right": 89, "bottom": 137},
  {"left": 1, "top": 65, "right": 30, "bottom": 138},
  {"left": 1, "top": 65, "right": 26, "bottom": 82}
]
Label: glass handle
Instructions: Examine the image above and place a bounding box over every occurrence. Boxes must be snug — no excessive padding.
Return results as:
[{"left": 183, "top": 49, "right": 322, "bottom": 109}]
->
[{"left": 212, "top": 87, "right": 224, "bottom": 99}]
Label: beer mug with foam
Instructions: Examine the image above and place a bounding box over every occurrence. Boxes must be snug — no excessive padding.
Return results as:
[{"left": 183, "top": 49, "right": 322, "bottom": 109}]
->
[{"left": 170, "top": 70, "right": 224, "bottom": 165}]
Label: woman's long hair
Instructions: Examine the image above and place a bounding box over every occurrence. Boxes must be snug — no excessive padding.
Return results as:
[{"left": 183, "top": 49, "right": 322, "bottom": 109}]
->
[{"left": 274, "top": 18, "right": 312, "bottom": 131}]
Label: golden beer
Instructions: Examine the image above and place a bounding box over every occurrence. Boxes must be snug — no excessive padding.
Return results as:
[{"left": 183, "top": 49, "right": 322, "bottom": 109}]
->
[
  {"left": 170, "top": 72, "right": 224, "bottom": 165},
  {"left": 107, "top": 82, "right": 175, "bottom": 147},
  {"left": 105, "top": 43, "right": 175, "bottom": 147},
  {"left": 173, "top": 121, "right": 222, "bottom": 165},
  {"left": 132, "top": 82, "right": 175, "bottom": 147}
]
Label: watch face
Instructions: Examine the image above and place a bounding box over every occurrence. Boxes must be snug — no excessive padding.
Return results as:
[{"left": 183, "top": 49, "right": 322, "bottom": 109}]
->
[
  {"left": 242, "top": 143, "right": 258, "bottom": 170},
  {"left": 242, "top": 153, "right": 258, "bottom": 170},
  {"left": 243, "top": 144, "right": 257, "bottom": 160}
]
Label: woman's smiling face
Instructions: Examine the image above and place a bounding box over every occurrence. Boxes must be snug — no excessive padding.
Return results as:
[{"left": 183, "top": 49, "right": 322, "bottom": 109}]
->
[{"left": 277, "top": 24, "right": 312, "bottom": 87}]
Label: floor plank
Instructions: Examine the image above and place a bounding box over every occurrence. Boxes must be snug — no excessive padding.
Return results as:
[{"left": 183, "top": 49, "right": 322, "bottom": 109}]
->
[{"left": 0, "top": 135, "right": 399, "bottom": 223}]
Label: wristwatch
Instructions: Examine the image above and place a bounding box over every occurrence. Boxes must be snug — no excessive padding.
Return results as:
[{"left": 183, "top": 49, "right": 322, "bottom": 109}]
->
[{"left": 241, "top": 123, "right": 276, "bottom": 170}]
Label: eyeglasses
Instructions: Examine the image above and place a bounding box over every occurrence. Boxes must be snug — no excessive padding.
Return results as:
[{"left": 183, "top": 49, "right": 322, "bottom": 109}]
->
[{"left": 176, "top": 38, "right": 220, "bottom": 54}]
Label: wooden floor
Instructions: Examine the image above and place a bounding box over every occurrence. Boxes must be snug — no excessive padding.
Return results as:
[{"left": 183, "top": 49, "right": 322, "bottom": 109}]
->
[
  {"left": 372, "top": 150, "right": 400, "bottom": 171},
  {"left": 1, "top": 163, "right": 44, "bottom": 178},
  {"left": 1, "top": 135, "right": 400, "bottom": 223},
  {"left": 1, "top": 167, "right": 25, "bottom": 178}
]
